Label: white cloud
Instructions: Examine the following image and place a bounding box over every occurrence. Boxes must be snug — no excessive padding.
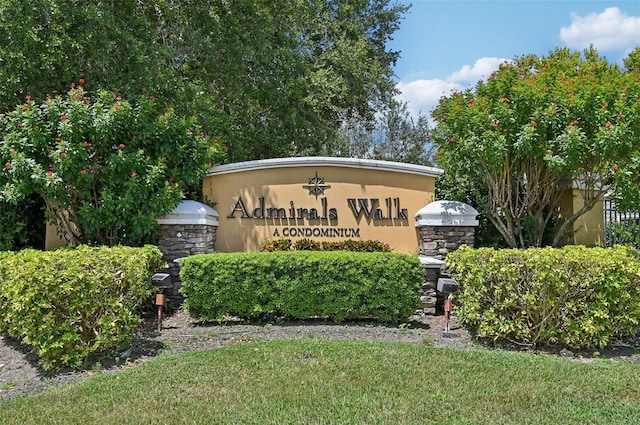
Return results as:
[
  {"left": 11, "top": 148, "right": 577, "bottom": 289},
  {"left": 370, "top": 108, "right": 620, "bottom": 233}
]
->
[
  {"left": 396, "top": 57, "right": 507, "bottom": 119},
  {"left": 446, "top": 57, "right": 509, "bottom": 84},
  {"left": 396, "top": 79, "right": 462, "bottom": 119},
  {"left": 560, "top": 7, "right": 640, "bottom": 51}
]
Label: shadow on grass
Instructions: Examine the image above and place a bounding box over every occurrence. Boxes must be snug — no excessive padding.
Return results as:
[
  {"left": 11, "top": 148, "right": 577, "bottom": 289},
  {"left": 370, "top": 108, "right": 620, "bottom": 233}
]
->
[
  {"left": 0, "top": 328, "right": 166, "bottom": 381},
  {"left": 185, "top": 312, "right": 433, "bottom": 330},
  {"left": 465, "top": 328, "right": 640, "bottom": 363}
]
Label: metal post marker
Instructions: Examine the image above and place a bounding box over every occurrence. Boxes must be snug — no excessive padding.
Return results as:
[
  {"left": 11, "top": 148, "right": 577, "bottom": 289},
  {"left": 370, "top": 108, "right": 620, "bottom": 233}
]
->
[
  {"left": 151, "top": 273, "right": 172, "bottom": 333},
  {"left": 444, "top": 294, "right": 453, "bottom": 333},
  {"left": 437, "top": 277, "right": 459, "bottom": 336},
  {"left": 155, "top": 293, "right": 165, "bottom": 332}
]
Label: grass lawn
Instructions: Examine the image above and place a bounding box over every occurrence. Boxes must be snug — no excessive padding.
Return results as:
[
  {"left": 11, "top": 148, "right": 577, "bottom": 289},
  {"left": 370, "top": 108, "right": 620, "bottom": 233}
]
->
[{"left": 1, "top": 339, "right": 639, "bottom": 424}]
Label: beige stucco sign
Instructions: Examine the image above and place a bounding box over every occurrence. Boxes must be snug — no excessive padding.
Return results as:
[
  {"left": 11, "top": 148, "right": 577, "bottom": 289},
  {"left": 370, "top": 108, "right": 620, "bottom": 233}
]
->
[{"left": 203, "top": 157, "right": 443, "bottom": 253}]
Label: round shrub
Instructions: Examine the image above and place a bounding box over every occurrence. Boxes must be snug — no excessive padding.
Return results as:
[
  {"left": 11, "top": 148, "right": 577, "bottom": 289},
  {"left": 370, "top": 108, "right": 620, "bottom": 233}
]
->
[
  {"left": 0, "top": 245, "right": 163, "bottom": 371},
  {"left": 448, "top": 245, "right": 640, "bottom": 349}
]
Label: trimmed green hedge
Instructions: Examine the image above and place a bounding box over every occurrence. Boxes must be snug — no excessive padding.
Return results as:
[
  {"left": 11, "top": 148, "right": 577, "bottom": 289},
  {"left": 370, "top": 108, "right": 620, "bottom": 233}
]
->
[
  {"left": 447, "top": 245, "right": 640, "bottom": 349},
  {"left": 180, "top": 251, "right": 423, "bottom": 323},
  {"left": 0, "top": 245, "right": 163, "bottom": 371}
]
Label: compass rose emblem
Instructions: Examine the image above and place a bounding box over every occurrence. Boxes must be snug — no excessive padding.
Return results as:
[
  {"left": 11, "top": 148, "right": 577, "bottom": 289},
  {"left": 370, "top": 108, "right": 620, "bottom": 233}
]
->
[{"left": 303, "top": 172, "right": 330, "bottom": 198}]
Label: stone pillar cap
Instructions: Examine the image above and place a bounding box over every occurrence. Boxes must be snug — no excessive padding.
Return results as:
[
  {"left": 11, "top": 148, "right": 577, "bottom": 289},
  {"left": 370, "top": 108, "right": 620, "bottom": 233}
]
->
[
  {"left": 418, "top": 255, "right": 446, "bottom": 268},
  {"left": 158, "top": 200, "right": 219, "bottom": 226},
  {"left": 415, "top": 200, "right": 479, "bottom": 227}
]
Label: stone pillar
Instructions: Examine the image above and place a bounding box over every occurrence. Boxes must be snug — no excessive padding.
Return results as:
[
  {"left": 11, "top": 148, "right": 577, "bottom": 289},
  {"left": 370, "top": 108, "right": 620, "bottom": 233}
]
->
[
  {"left": 157, "top": 200, "right": 219, "bottom": 302},
  {"left": 414, "top": 201, "right": 479, "bottom": 315}
]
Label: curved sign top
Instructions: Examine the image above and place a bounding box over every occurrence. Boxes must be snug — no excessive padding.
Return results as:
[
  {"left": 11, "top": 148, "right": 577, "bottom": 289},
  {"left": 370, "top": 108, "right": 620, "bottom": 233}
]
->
[{"left": 203, "top": 157, "right": 442, "bottom": 253}]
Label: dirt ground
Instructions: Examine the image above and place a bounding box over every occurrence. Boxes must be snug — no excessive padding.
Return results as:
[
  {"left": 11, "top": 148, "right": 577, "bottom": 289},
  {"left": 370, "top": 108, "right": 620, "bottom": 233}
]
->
[{"left": 1, "top": 310, "right": 639, "bottom": 401}]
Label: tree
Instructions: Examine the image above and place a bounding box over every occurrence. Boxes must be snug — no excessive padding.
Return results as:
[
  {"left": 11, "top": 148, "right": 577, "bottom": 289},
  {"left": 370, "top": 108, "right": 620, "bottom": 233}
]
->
[
  {"left": 0, "top": 85, "right": 225, "bottom": 246},
  {"left": 0, "top": 1, "right": 162, "bottom": 110},
  {"left": 0, "top": 0, "right": 408, "bottom": 161},
  {"left": 338, "top": 100, "right": 435, "bottom": 166},
  {"left": 608, "top": 48, "right": 640, "bottom": 210},
  {"left": 0, "top": 0, "right": 171, "bottom": 249},
  {"left": 0, "top": 0, "right": 407, "bottom": 249},
  {"left": 432, "top": 47, "right": 640, "bottom": 248}
]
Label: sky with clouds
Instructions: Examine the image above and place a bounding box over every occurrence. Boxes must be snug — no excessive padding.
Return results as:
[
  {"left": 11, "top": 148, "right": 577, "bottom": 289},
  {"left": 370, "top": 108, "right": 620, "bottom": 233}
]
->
[{"left": 389, "top": 0, "right": 640, "bottom": 118}]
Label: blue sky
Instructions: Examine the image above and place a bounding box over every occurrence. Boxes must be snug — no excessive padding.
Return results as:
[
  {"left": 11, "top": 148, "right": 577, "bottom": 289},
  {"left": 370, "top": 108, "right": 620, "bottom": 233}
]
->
[{"left": 389, "top": 0, "right": 640, "bottom": 118}]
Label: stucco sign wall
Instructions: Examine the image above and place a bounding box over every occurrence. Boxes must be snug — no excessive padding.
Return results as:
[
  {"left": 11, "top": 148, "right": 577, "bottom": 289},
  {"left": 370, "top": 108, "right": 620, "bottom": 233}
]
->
[{"left": 203, "top": 157, "right": 443, "bottom": 253}]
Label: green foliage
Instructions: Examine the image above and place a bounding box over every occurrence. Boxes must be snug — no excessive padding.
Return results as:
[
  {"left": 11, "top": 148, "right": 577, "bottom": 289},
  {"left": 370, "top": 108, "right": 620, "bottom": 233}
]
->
[
  {"left": 292, "top": 238, "right": 322, "bottom": 251},
  {"left": 0, "top": 245, "right": 163, "bottom": 371},
  {"left": 0, "top": 85, "right": 225, "bottom": 246},
  {"left": 261, "top": 238, "right": 293, "bottom": 252},
  {"left": 333, "top": 239, "right": 392, "bottom": 252},
  {"left": 432, "top": 47, "right": 640, "bottom": 247},
  {"left": 448, "top": 245, "right": 640, "bottom": 349},
  {"left": 262, "top": 238, "right": 392, "bottom": 252},
  {"left": 0, "top": 0, "right": 407, "bottom": 161},
  {"left": 0, "top": 193, "right": 45, "bottom": 250},
  {"left": 606, "top": 221, "right": 640, "bottom": 249},
  {"left": 180, "top": 251, "right": 422, "bottom": 323},
  {"left": 337, "top": 100, "right": 436, "bottom": 166}
]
